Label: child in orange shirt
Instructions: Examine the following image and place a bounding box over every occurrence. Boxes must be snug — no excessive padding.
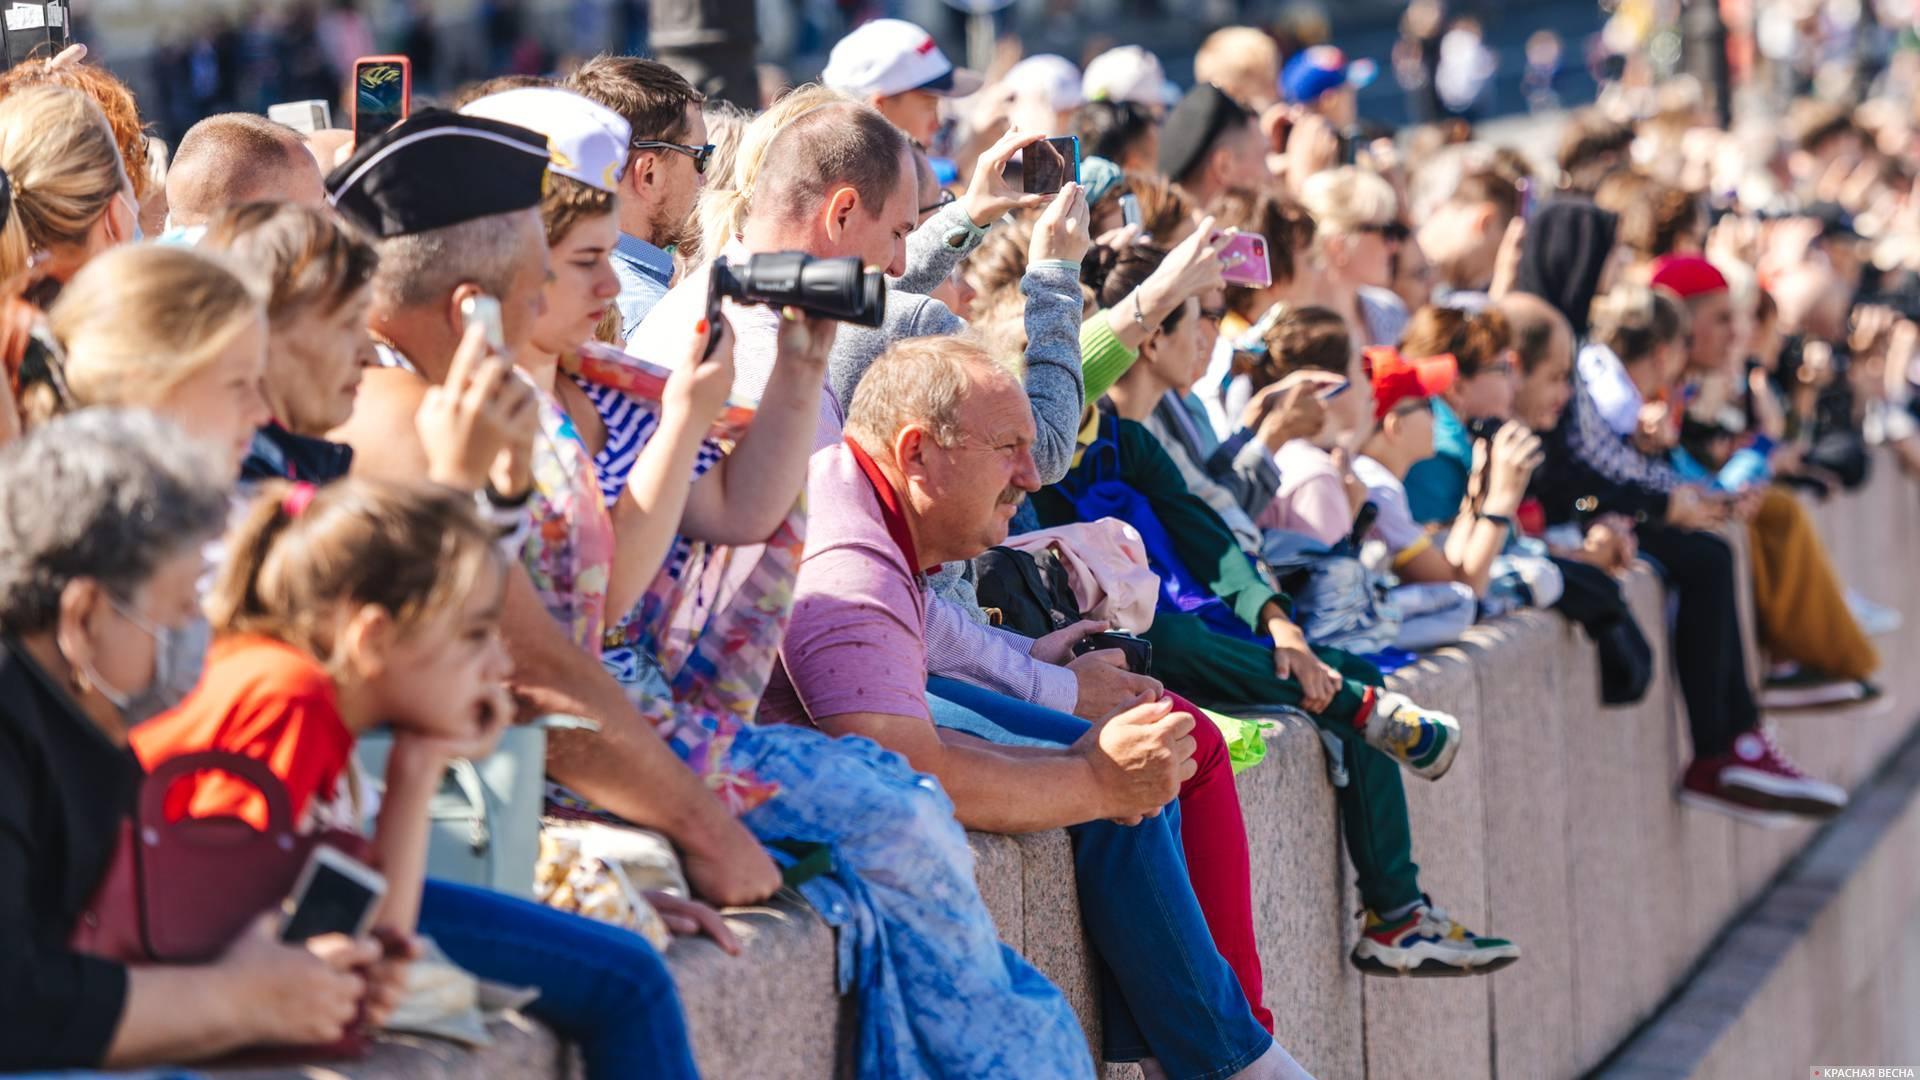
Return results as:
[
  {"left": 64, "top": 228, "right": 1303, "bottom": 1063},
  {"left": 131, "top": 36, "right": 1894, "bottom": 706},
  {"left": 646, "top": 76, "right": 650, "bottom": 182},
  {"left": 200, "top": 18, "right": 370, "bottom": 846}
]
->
[{"left": 135, "top": 478, "right": 702, "bottom": 1077}]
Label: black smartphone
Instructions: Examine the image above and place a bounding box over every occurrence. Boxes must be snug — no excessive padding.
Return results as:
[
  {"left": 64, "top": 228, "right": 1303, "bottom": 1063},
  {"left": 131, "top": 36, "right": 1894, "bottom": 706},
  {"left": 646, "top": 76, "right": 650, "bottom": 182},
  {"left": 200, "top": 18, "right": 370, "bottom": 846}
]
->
[
  {"left": 280, "top": 846, "right": 387, "bottom": 943},
  {"left": 1073, "top": 630, "right": 1153, "bottom": 675},
  {"left": 1345, "top": 501, "right": 1379, "bottom": 550},
  {"left": 1022, "top": 135, "right": 1080, "bottom": 195},
  {"left": 351, "top": 55, "right": 411, "bottom": 145},
  {"left": 3, "top": 1, "right": 69, "bottom": 71}
]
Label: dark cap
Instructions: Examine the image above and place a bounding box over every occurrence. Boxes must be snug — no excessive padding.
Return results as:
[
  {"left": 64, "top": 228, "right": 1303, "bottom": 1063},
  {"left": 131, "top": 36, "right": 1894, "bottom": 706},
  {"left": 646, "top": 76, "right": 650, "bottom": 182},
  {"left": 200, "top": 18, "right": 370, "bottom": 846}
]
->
[
  {"left": 326, "top": 109, "right": 551, "bottom": 239},
  {"left": 1156, "top": 84, "right": 1254, "bottom": 184}
]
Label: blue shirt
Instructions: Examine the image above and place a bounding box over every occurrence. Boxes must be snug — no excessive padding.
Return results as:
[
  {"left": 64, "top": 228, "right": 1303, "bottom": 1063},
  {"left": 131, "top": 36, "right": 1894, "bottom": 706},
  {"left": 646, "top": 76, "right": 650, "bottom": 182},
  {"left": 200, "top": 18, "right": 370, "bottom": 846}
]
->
[
  {"left": 610, "top": 232, "right": 675, "bottom": 340},
  {"left": 1405, "top": 398, "right": 1473, "bottom": 524}
]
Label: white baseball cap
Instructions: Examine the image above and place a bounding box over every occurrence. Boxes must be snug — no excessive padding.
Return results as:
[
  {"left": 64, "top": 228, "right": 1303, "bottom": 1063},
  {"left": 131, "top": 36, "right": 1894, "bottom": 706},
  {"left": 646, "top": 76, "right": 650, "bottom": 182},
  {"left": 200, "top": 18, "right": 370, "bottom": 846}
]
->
[
  {"left": 822, "top": 18, "right": 984, "bottom": 100},
  {"left": 1082, "top": 45, "right": 1178, "bottom": 108},
  {"left": 1005, "top": 54, "right": 1086, "bottom": 114},
  {"left": 461, "top": 87, "right": 633, "bottom": 194}
]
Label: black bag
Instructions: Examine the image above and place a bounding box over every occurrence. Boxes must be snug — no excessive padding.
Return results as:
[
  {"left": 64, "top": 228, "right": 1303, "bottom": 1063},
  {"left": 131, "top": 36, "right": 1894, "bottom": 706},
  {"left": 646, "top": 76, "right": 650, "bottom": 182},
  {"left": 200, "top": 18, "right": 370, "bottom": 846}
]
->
[
  {"left": 1549, "top": 557, "right": 1654, "bottom": 706},
  {"left": 972, "top": 545, "right": 1084, "bottom": 640}
]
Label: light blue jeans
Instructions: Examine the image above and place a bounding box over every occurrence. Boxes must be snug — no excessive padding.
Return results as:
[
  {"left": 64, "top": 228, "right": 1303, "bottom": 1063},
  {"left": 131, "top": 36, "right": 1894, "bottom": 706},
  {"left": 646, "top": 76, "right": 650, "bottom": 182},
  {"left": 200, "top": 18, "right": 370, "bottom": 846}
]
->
[{"left": 730, "top": 723, "right": 1095, "bottom": 1079}]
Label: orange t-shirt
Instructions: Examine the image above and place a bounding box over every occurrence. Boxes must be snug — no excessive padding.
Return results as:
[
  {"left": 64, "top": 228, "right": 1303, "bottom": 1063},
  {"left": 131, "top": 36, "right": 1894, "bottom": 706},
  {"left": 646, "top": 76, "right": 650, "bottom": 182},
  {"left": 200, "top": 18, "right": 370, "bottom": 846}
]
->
[{"left": 131, "top": 634, "right": 357, "bottom": 832}]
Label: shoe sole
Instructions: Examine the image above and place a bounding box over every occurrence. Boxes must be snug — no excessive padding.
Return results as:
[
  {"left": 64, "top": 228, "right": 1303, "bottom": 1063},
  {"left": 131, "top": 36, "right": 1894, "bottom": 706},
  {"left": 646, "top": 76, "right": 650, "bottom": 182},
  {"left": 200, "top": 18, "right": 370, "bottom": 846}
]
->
[
  {"left": 1349, "top": 942, "right": 1521, "bottom": 978},
  {"left": 1710, "top": 770, "right": 1846, "bottom": 818},
  {"left": 1678, "top": 789, "right": 1797, "bottom": 828},
  {"left": 1760, "top": 684, "right": 1871, "bottom": 709}
]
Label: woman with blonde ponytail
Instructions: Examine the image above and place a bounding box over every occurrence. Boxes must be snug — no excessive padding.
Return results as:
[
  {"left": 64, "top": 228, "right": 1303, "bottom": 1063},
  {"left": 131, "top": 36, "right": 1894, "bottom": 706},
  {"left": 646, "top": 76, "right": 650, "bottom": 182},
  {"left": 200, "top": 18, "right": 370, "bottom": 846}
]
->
[{"left": 0, "top": 85, "right": 135, "bottom": 302}]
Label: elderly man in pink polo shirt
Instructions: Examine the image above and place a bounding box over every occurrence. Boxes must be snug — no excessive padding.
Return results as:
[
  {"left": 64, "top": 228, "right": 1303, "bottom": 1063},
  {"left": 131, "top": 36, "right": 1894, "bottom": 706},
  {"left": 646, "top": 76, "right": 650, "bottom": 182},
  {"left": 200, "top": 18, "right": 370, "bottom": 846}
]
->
[{"left": 762, "top": 335, "right": 1311, "bottom": 1080}]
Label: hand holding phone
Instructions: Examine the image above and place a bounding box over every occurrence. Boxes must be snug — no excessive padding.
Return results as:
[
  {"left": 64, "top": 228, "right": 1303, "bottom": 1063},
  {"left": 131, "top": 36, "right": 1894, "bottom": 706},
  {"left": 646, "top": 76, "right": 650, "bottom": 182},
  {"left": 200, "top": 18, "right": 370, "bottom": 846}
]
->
[
  {"left": 352, "top": 55, "right": 411, "bottom": 144},
  {"left": 281, "top": 846, "right": 386, "bottom": 943},
  {"left": 1119, "top": 192, "right": 1143, "bottom": 230},
  {"left": 1072, "top": 630, "right": 1154, "bottom": 675},
  {"left": 1213, "top": 231, "right": 1273, "bottom": 288},
  {"left": 1021, "top": 135, "right": 1080, "bottom": 195}
]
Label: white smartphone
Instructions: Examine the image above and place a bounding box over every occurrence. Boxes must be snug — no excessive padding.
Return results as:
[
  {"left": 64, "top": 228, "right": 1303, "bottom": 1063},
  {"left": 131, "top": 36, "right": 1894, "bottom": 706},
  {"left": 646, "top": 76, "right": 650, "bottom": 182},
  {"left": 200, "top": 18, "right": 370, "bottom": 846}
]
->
[
  {"left": 281, "top": 845, "right": 387, "bottom": 943},
  {"left": 268, "top": 99, "right": 333, "bottom": 134},
  {"left": 1119, "top": 191, "right": 1143, "bottom": 230},
  {"left": 459, "top": 294, "right": 506, "bottom": 353}
]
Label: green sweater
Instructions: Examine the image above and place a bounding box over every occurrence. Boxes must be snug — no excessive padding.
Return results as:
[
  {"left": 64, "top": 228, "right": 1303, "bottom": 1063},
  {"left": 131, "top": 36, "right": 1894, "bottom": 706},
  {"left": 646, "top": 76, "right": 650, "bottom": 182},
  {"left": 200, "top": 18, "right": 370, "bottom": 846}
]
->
[
  {"left": 1080, "top": 314, "right": 1137, "bottom": 405},
  {"left": 1030, "top": 413, "right": 1284, "bottom": 633}
]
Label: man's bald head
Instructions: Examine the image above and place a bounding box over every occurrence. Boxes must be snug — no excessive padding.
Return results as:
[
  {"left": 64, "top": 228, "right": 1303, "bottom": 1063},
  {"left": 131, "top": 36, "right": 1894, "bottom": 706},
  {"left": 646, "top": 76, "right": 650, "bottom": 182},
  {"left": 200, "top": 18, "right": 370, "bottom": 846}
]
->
[{"left": 165, "top": 113, "right": 325, "bottom": 229}]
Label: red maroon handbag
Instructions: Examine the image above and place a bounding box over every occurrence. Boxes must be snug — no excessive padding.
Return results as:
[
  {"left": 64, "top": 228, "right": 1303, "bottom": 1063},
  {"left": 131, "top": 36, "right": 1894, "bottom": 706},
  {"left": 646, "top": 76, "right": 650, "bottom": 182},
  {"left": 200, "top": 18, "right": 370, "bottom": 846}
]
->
[{"left": 69, "top": 750, "right": 377, "bottom": 1059}]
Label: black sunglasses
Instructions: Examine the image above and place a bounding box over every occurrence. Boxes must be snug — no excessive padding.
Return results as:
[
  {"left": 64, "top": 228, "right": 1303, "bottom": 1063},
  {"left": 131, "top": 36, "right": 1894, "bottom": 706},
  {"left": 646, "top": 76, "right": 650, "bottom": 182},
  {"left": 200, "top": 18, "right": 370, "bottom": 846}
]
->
[
  {"left": 631, "top": 140, "right": 716, "bottom": 174},
  {"left": 1358, "top": 221, "right": 1411, "bottom": 243}
]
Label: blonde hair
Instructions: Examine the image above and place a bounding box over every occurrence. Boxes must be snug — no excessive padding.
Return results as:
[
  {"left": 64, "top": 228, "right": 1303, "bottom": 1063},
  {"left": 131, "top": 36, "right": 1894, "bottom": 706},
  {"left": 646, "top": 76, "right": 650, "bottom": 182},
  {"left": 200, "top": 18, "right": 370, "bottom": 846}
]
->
[
  {"left": 0, "top": 85, "right": 127, "bottom": 283},
  {"left": 694, "top": 84, "right": 847, "bottom": 262},
  {"left": 1193, "top": 28, "right": 1281, "bottom": 107},
  {"left": 51, "top": 244, "right": 265, "bottom": 407},
  {"left": 1299, "top": 166, "right": 1398, "bottom": 237},
  {"left": 210, "top": 478, "right": 502, "bottom": 661}
]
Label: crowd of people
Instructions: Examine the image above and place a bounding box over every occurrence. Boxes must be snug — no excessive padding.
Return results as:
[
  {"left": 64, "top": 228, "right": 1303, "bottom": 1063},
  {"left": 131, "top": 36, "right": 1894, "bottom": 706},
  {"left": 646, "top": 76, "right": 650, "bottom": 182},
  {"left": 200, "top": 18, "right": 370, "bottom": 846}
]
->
[{"left": 1, "top": 9, "right": 1916, "bottom": 1079}]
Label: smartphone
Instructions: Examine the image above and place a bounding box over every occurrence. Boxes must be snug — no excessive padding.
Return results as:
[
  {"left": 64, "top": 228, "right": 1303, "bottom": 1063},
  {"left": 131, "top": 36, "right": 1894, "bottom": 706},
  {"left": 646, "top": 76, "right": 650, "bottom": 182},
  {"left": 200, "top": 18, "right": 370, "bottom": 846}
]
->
[
  {"left": 281, "top": 846, "right": 387, "bottom": 943},
  {"left": 1118, "top": 192, "right": 1143, "bottom": 230},
  {"left": 1021, "top": 135, "right": 1080, "bottom": 195},
  {"left": 2, "top": 0, "right": 68, "bottom": 70},
  {"left": 268, "top": 99, "right": 333, "bottom": 134},
  {"left": 1072, "top": 630, "right": 1153, "bottom": 675},
  {"left": 703, "top": 261, "right": 728, "bottom": 359},
  {"left": 352, "top": 55, "right": 411, "bottom": 144},
  {"left": 1215, "top": 232, "right": 1273, "bottom": 288},
  {"left": 459, "top": 293, "right": 505, "bottom": 352}
]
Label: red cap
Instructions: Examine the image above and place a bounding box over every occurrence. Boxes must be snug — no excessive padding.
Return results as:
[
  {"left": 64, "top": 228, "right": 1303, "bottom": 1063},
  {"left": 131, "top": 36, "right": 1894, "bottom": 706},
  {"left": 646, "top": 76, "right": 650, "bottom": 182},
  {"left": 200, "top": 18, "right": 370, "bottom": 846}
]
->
[
  {"left": 1649, "top": 255, "right": 1728, "bottom": 300},
  {"left": 1365, "top": 346, "right": 1457, "bottom": 421}
]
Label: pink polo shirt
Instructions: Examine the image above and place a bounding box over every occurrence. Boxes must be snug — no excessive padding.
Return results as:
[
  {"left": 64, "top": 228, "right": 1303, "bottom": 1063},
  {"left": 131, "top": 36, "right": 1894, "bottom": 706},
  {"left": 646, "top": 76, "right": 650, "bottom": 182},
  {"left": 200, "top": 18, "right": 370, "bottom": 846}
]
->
[{"left": 759, "top": 440, "right": 933, "bottom": 726}]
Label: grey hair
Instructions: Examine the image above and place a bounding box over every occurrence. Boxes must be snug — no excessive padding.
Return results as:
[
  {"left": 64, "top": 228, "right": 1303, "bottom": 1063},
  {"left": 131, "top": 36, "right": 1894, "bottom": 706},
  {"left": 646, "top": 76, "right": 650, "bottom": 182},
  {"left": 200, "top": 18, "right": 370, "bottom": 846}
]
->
[
  {"left": 0, "top": 409, "right": 230, "bottom": 636},
  {"left": 372, "top": 209, "right": 534, "bottom": 311},
  {"left": 844, "top": 335, "right": 1020, "bottom": 453}
]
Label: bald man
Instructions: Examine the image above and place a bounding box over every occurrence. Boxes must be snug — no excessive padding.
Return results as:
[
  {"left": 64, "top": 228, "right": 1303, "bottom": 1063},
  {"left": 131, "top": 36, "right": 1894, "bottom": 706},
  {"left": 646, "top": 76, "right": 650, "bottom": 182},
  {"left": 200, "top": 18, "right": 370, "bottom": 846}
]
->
[{"left": 164, "top": 113, "right": 326, "bottom": 230}]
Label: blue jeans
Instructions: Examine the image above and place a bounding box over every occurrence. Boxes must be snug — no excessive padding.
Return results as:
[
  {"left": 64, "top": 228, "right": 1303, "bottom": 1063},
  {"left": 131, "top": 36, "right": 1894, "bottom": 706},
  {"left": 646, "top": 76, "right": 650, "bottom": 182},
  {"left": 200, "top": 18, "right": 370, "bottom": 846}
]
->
[
  {"left": 926, "top": 677, "right": 1273, "bottom": 1080},
  {"left": 418, "top": 879, "right": 699, "bottom": 1080}
]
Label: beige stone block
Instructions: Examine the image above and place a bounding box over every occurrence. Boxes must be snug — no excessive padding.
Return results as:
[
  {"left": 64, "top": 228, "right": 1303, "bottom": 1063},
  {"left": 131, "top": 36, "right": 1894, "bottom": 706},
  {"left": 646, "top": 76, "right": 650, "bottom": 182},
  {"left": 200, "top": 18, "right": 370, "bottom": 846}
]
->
[
  {"left": 668, "top": 894, "right": 843, "bottom": 1079},
  {"left": 967, "top": 831, "right": 1025, "bottom": 948},
  {"left": 1011, "top": 829, "right": 1103, "bottom": 1055},
  {"left": 1233, "top": 715, "right": 1360, "bottom": 1079},
  {"left": 1464, "top": 612, "right": 1577, "bottom": 1080},
  {"left": 208, "top": 1015, "right": 575, "bottom": 1080},
  {"left": 1362, "top": 650, "right": 1493, "bottom": 1080}
]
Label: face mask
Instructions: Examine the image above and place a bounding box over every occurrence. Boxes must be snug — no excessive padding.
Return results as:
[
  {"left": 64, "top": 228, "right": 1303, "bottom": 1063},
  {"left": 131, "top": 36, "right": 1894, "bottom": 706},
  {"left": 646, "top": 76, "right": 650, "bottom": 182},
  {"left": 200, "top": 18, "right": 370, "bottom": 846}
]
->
[{"left": 74, "top": 598, "right": 210, "bottom": 723}]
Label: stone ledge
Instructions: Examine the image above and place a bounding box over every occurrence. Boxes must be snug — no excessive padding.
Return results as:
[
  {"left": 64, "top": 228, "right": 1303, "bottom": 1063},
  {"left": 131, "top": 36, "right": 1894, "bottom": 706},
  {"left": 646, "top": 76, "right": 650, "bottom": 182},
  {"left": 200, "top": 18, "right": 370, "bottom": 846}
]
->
[{"left": 226, "top": 453, "right": 1920, "bottom": 1079}]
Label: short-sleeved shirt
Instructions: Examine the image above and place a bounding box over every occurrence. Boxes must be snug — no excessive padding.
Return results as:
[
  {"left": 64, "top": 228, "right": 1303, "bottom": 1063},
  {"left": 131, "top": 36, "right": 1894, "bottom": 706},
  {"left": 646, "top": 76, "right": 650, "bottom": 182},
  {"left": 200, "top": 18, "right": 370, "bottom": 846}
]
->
[
  {"left": 1352, "top": 454, "right": 1433, "bottom": 569},
  {"left": 759, "top": 440, "right": 931, "bottom": 726},
  {"left": 132, "top": 635, "right": 357, "bottom": 834}
]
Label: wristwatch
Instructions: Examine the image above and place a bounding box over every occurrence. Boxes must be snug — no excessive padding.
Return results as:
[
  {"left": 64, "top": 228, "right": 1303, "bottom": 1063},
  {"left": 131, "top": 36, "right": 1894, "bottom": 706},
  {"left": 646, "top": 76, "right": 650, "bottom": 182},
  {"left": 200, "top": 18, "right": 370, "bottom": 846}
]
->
[{"left": 1479, "top": 512, "right": 1514, "bottom": 533}]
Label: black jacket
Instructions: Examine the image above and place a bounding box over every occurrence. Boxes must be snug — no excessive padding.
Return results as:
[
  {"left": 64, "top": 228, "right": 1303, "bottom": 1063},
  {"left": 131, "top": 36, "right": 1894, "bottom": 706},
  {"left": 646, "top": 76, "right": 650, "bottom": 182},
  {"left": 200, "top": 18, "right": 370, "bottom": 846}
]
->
[
  {"left": 240, "top": 423, "right": 355, "bottom": 485},
  {"left": 0, "top": 638, "right": 142, "bottom": 1069}
]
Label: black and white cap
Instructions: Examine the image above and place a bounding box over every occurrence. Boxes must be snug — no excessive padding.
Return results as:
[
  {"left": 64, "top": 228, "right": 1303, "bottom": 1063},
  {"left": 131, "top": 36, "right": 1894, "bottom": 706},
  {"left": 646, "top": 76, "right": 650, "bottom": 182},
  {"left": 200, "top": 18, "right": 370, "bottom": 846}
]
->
[{"left": 325, "top": 109, "right": 551, "bottom": 239}]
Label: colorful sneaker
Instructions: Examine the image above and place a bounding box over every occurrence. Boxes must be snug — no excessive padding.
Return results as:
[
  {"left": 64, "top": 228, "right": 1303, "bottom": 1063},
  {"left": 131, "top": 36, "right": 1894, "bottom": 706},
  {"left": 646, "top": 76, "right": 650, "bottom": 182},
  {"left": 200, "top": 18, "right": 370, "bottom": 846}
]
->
[
  {"left": 1359, "top": 690, "right": 1461, "bottom": 780},
  {"left": 1350, "top": 899, "right": 1521, "bottom": 977},
  {"left": 1682, "top": 729, "right": 1846, "bottom": 820}
]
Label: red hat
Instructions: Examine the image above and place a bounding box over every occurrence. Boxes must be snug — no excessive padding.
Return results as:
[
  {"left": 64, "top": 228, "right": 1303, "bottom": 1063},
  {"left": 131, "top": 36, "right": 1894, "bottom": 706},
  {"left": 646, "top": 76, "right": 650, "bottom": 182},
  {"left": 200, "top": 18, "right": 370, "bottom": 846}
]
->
[
  {"left": 1649, "top": 255, "right": 1728, "bottom": 300},
  {"left": 1365, "top": 346, "right": 1456, "bottom": 421}
]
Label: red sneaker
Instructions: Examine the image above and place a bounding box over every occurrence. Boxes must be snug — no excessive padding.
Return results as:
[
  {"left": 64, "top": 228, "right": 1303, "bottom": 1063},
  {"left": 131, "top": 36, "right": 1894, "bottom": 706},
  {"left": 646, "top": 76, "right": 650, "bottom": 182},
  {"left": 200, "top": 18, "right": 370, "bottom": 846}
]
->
[{"left": 1682, "top": 729, "right": 1846, "bottom": 821}]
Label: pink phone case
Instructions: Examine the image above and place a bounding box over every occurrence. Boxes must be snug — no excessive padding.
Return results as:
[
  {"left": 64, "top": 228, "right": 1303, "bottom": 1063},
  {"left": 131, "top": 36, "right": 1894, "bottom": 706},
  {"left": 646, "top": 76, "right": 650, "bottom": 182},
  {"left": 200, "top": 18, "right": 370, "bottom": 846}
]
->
[{"left": 1216, "top": 233, "right": 1273, "bottom": 288}]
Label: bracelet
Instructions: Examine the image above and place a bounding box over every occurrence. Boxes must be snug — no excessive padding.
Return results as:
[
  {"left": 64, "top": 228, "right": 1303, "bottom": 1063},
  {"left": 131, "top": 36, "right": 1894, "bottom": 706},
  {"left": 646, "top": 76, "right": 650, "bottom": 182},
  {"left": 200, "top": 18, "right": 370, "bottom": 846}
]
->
[
  {"left": 1478, "top": 512, "right": 1514, "bottom": 533},
  {"left": 484, "top": 483, "right": 533, "bottom": 510},
  {"left": 1131, "top": 293, "right": 1150, "bottom": 334}
]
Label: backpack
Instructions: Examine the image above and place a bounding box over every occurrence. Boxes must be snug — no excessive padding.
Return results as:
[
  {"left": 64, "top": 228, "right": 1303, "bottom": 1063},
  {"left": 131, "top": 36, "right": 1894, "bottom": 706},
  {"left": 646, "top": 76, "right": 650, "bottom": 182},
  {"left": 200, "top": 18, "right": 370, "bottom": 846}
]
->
[{"left": 972, "top": 544, "right": 1085, "bottom": 639}]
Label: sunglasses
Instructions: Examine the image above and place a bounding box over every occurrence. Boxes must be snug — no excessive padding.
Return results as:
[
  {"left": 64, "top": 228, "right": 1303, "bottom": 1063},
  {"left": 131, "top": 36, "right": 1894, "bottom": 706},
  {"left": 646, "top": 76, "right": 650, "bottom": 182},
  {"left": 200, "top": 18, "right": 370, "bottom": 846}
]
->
[
  {"left": 1357, "top": 221, "right": 1411, "bottom": 243},
  {"left": 632, "top": 140, "right": 716, "bottom": 174},
  {"left": 919, "top": 189, "right": 957, "bottom": 216}
]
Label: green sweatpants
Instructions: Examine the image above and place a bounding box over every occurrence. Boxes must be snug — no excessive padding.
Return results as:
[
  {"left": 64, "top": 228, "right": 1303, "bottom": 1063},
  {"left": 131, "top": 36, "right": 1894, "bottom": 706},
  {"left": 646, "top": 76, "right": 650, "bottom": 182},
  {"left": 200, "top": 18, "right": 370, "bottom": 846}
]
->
[{"left": 1141, "top": 610, "right": 1423, "bottom": 913}]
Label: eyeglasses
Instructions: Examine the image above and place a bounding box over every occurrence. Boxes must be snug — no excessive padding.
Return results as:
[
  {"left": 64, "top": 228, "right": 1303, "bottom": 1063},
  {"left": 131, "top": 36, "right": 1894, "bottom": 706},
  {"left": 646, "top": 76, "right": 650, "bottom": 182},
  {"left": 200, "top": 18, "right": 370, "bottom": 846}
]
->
[
  {"left": 919, "top": 190, "right": 957, "bottom": 216},
  {"left": 631, "top": 140, "right": 716, "bottom": 174}
]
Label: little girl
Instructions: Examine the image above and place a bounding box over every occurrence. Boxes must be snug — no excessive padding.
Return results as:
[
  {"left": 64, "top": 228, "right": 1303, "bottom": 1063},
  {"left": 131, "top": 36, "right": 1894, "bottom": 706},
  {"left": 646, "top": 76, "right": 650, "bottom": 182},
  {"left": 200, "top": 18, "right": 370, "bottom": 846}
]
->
[{"left": 132, "top": 478, "right": 702, "bottom": 1079}]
